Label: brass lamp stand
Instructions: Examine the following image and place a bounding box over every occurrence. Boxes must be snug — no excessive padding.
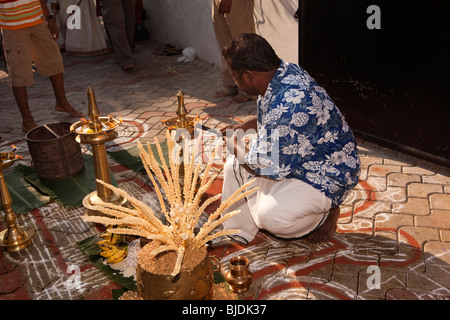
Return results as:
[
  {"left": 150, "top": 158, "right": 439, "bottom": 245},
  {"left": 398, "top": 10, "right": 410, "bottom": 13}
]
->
[
  {"left": 162, "top": 90, "right": 197, "bottom": 135},
  {"left": 70, "top": 86, "right": 126, "bottom": 215},
  {"left": 162, "top": 90, "right": 198, "bottom": 185},
  {"left": 0, "top": 150, "right": 35, "bottom": 252}
]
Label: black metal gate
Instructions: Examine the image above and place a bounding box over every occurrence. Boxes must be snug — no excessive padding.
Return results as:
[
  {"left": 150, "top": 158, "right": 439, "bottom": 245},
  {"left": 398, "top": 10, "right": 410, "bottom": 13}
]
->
[{"left": 298, "top": 0, "right": 450, "bottom": 166}]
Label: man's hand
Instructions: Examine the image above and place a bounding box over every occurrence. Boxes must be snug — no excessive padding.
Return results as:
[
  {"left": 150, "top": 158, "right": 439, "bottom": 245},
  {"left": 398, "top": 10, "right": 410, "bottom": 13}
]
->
[
  {"left": 39, "top": 0, "right": 59, "bottom": 40},
  {"left": 218, "top": 0, "right": 233, "bottom": 14},
  {"left": 219, "top": 116, "right": 257, "bottom": 137},
  {"left": 47, "top": 18, "right": 59, "bottom": 40}
]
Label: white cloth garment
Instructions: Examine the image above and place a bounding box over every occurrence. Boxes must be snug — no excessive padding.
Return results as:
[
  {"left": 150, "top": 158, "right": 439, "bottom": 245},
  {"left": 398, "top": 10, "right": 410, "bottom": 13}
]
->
[
  {"left": 221, "top": 156, "right": 332, "bottom": 242},
  {"left": 57, "top": 0, "right": 108, "bottom": 56}
]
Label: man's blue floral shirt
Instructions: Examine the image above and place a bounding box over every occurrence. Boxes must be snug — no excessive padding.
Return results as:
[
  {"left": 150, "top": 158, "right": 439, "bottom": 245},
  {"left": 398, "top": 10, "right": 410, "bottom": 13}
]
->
[{"left": 245, "top": 60, "right": 361, "bottom": 206}]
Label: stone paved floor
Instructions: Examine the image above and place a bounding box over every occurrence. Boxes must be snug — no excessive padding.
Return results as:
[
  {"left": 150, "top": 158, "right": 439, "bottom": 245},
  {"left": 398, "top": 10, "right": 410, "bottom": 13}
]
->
[{"left": 0, "top": 40, "right": 449, "bottom": 300}]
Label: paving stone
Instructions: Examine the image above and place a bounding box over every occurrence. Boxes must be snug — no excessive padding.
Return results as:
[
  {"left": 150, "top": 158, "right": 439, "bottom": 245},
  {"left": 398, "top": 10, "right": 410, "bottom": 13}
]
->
[
  {"left": 416, "top": 209, "right": 450, "bottom": 229},
  {"left": 422, "top": 173, "right": 450, "bottom": 185},
  {"left": 407, "top": 182, "right": 443, "bottom": 198},
  {"left": 392, "top": 198, "right": 431, "bottom": 216},
  {"left": 407, "top": 265, "right": 450, "bottom": 295},
  {"left": 398, "top": 226, "right": 440, "bottom": 247},
  {"left": 440, "top": 230, "right": 450, "bottom": 242},
  {"left": 370, "top": 186, "right": 406, "bottom": 202},
  {"left": 0, "top": 268, "right": 25, "bottom": 294},
  {"left": 403, "top": 166, "right": 437, "bottom": 176},
  {"left": 387, "top": 172, "right": 421, "bottom": 187},
  {"left": 375, "top": 212, "right": 414, "bottom": 230},
  {"left": 386, "top": 288, "right": 450, "bottom": 300},
  {"left": 368, "top": 164, "right": 402, "bottom": 177},
  {"left": 423, "top": 241, "right": 450, "bottom": 265},
  {"left": 429, "top": 193, "right": 450, "bottom": 210},
  {"left": 358, "top": 268, "right": 406, "bottom": 300}
]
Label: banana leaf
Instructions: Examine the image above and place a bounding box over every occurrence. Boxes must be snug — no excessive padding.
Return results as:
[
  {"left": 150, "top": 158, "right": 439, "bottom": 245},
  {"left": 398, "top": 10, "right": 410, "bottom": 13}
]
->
[
  {"left": 107, "top": 140, "right": 170, "bottom": 173},
  {"left": 21, "top": 154, "right": 117, "bottom": 209},
  {"left": 76, "top": 234, "right": 137, "bottom": 291},
  {"left": 1, "top": 165, "right": 50, "bottom": 214}
]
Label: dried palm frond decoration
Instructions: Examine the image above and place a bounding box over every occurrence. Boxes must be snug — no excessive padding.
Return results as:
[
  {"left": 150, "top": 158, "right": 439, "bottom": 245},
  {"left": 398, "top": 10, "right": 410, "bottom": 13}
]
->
[{"left": 82, "top": 130, "right": 257, "bottom": 276}]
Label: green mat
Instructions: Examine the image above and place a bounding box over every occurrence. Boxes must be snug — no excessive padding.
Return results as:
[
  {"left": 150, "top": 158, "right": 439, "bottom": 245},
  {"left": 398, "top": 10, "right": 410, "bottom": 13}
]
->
[
  {"left": 1, "top": 165, "right": 50, "bottom": 214},
  {"left": 22, "top": 154, "right": 117, "bottom": 209},
  {"left": 1, "top": 141, "right": 168, "bottom": 214}
]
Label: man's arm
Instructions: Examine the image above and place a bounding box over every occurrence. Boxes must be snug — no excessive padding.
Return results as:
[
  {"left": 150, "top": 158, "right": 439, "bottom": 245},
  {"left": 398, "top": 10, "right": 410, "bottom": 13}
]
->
[
  {"left": 220, "top": 115, "right": 257, "bottom": 136},
  {"left": 39, "top": 0, "right": 59, "bottom": 40},
  {"left": 222, "top": 116, "right": 271, "bottom": 177}
]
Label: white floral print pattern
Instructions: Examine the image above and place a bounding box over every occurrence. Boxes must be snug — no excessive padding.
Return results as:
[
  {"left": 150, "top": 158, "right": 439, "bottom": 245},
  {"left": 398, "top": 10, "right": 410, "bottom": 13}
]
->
[{"left": 245, "top": 60, "right": 361, "bottom": 206}]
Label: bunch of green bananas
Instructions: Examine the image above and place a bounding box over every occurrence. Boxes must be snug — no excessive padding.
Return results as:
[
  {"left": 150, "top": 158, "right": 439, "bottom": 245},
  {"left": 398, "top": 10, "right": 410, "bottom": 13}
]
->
[{"left": 96, "top": 233, "right": 127, "bottom": 264}]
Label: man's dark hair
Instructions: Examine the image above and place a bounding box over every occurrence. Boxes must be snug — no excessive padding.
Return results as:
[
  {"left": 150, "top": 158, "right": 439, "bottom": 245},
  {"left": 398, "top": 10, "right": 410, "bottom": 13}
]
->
[{"left": 222, "top": 33, "right": 281, "bottom": 74}]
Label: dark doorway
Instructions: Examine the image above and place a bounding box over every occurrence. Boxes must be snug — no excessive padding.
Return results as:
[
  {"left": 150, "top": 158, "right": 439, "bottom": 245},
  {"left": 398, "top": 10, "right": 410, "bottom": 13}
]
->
[{"left": 299, "top": 0, "right": 450, "bottom": 166}]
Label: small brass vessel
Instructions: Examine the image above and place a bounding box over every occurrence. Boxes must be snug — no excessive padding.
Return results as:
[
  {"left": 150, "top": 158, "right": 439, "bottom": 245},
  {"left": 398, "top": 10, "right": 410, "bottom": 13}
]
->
[
  {"left": 0, "top": 149, "right": 35, "bottom": 252},
  {"left": 225, "top": 256, "right": 253, "bottom": 293}
]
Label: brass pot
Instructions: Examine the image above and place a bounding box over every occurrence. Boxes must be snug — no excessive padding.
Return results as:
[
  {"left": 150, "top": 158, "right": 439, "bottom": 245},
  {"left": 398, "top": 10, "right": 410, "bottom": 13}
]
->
[
  {"left": 136, "top": 253, "right": 213, "bottom": 300},
  {"left": 225, "top": 256, "right": 252, "bottom": 293}
]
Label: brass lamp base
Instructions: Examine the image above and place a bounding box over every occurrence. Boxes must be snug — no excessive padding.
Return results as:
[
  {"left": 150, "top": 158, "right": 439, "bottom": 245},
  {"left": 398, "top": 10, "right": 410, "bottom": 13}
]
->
[
  {"left": 0, "top": 225, "right": 35, "bottom": 252},
  {"left": 82, "top": 191, "right": 129, "bottom": 217}
]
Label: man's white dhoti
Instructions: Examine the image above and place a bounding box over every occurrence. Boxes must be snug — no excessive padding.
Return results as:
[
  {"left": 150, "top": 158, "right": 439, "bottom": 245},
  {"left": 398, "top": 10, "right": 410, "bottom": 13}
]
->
[{"left": 221, "top": 156, "right": 332, "bottom": 242}]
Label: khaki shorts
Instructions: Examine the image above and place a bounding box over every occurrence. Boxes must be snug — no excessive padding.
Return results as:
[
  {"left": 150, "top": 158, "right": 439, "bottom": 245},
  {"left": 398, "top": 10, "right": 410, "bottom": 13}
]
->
[{"left": 1, "top": 21, "right": 64, "bottom": 87}]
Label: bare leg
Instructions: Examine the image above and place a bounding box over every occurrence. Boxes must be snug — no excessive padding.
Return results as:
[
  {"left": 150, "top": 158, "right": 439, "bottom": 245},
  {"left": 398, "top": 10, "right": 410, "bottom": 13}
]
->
[
  {"left": 49, "top": 73, "right": 84, "bottom": 117},
  {"left": 12, "top": 86, "right": 38, "bottom": 132},
  {"left": 305, "top": 206, "right": 340, "bottom": 244}
]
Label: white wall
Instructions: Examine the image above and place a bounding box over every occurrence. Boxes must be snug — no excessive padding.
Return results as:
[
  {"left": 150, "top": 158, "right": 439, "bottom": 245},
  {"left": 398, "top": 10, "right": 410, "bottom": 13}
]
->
[{"left": 142, "top": 0, "right": 299, "bottom": 66}]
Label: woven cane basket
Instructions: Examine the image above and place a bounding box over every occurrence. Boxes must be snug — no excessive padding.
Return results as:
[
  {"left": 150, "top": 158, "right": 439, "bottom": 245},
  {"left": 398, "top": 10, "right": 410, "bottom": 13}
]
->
[{"left": 26, "top": 122, "right": 84, "bottom": 181}]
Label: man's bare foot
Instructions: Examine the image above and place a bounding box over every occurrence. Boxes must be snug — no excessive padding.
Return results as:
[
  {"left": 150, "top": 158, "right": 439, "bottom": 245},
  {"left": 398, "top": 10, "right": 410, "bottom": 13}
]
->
[
  {"left": 22, "top": 120, "right": 39, "bottom": 133},
  {"left": 305, "top": 207, "right": 340, "bottom": 244},
  {"left": 225, "top": 93, "right": 253, "bottom": 104},
  {"left": 55, "top": 102, "right": 85, "bottom": 118},
  {"left": 214, "top": 88, "right": 238, "bottom": 98}
]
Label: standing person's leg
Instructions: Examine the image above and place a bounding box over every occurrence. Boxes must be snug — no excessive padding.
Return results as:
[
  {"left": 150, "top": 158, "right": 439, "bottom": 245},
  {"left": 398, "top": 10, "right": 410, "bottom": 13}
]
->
[
  {"left": 212, "top": 0, "right": 256, "bottom": 101},
  {"left": 222, "top": 0, "right": 255, "bottom": 103},
  {"left": 12, "top": 86, "right": 37, "bottom": 132},
  {"left": 102, "top": 0, "right": 134, "bottom": 69},
  {"left": 49, "top": 72, "right": 83, "bottom": 117},
  {"left": 30, "top": 22, "right": 83, "bottom": 117},
  {"left": 2, "top": 26, "right": 38, "bottom": 132},
  {"left": 225, "top": 0, "right": 255, "bottom": 41},
  {"left": 121, "top": 0, "right": 136, "bottom": 51},
  {"left": 212, "top": 0, "right": 239, "bottom": 97}
]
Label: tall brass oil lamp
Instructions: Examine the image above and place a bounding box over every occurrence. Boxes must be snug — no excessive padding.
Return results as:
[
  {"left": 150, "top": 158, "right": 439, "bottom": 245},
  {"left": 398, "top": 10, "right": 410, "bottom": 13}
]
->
[
  {"left": 162, "top": 90, "right": 199, "bottom": 186},
  {"left": 70, "top": 86, "right": 126, "bottom": 215},
  {"left": 0, "top": 148, "right": 35, "bottom": 252}
]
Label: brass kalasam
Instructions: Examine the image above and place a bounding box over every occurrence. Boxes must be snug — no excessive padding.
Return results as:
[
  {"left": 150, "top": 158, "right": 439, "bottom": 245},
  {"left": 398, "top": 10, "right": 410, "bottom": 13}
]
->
[{"left": 136, "top": 253, "right": 213, "bottom": 300}]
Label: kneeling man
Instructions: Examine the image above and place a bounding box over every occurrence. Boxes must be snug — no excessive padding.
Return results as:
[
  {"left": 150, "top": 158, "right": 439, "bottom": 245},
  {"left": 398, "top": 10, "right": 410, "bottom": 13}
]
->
[{"left": 219, "top": 33, "right": 360, "bottom": 244}]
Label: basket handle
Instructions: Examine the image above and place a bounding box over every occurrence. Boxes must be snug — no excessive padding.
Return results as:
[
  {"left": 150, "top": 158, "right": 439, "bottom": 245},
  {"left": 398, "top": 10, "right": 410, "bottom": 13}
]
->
[{"left": 43, "top": 124, "right": 60, "bottom": 138}]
